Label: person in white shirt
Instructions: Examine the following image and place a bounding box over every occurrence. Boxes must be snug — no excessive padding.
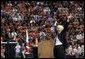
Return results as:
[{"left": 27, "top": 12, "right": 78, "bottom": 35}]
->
[
  {"left": 15, "top": 43, "right": 21, "bottom": 58},
  {"left": 53, "top": 15, "right": 72, "bottom": 58},
  {"left": 76, "top": 32, "right": 83, "bottom": 44},
  {"left": 43, "top": 7, "right": 51, "bottom": 14},
  {"left": 39, "top": 30, "right": 46, "bottom": 41},
  {"left": 11, "top": 31, "right": 17, "bottom": 38},
  {"left": 21, "top": 43, "right": 26, "bottom": 58},
  {"left": 76, "top": 33, "right": 82, "bottom": 40}
]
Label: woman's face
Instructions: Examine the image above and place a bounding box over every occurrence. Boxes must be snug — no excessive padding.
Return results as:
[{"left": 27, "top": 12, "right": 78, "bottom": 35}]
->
[
  {"left": 57, "top": 27, "right": 62, "bottom": 33},
  {"left": 57, "top": 25, "right": 64, "bottom": 33}
]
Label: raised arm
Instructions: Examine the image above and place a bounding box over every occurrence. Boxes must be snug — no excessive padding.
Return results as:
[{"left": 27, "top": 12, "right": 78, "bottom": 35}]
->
[
  {"left": 54, "top": 21, "right": 58, "bottom": 35},
  {"left": 62, "top": 15, "right": 72, "bottom": 32},
  {"left": 62, "top": 19, "right": 69, "bottom": 32}
]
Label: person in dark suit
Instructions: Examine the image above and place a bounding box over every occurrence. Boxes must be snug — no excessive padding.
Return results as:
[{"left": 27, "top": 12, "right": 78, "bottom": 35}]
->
[
  {"left": 53, "top": 15, "right": 72, "bottom": 58},
  {"left": 4, "top": 37, "right": 17, "bottom": 58}
]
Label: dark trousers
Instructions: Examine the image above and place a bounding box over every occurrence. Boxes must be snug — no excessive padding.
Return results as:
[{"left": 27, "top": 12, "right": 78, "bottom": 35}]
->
[
  {"left": 32, "top": 46, "right": 38, "bottom": 58},
  {"left": 54, "top": 45, "right": 65, "bottom": 58}
]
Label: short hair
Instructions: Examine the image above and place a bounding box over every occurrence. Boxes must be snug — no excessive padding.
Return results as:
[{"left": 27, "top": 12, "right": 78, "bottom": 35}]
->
[{"left": 57, "top": 25, "right": 64, "bottom": 31}]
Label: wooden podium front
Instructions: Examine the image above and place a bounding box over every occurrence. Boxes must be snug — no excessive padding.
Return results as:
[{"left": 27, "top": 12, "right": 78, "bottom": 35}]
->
[{"left": 38, "top": 40, "right": 54, "bottom": 58}]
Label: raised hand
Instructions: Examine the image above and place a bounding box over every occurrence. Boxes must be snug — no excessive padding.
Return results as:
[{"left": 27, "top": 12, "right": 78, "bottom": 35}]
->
[
  {"left": 68, "top": 14, "right": 73, "bottom": 19},
  {"left": 54, "top": 21, "right": 58, "bottom": 26}
]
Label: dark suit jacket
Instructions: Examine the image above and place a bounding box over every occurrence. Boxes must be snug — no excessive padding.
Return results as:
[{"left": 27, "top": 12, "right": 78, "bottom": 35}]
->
[
  {"left": 5, "top": 39, "right": 16, "bottom": 58},
  {"left": 54, "top": 21, "right": 70, "bottom": 49}
]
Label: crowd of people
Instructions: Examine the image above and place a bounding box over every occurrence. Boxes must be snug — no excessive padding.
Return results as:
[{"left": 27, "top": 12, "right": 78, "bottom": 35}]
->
[
  {"left": 1, "top": 1, "right": 84, "bottom": 58},
  {"left": 65, "top": 45, "right": 84, "bottom": 58}
]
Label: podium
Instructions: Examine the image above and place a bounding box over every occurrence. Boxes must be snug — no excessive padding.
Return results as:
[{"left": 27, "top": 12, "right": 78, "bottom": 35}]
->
[{"left": 38, "top": 40, "right": 54, "bottom": 58}]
